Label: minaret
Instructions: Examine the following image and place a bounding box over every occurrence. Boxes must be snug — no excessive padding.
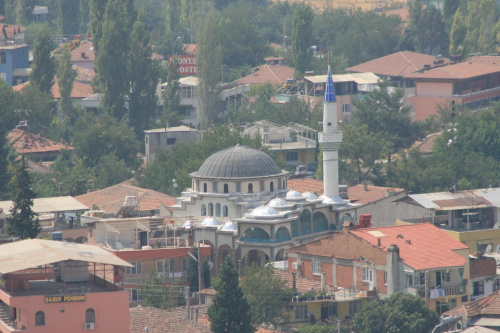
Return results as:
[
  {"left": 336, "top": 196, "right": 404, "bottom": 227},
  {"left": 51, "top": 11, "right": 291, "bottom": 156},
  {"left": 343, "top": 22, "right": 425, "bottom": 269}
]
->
[{"left": 319, "top": 64, "right": 342, "bottom": 198}]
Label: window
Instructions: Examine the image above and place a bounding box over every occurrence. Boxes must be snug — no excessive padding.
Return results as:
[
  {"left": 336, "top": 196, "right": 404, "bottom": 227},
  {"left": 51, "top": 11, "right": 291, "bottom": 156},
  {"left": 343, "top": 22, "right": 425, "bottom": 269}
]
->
[
  {"left": 127, "top": 288, "right": 142, "bottom": 302},
  {"left": 166, "top": 260, "right": 174, "bottom": 273},
  {"left": 179, "top": 86, "right": 194, "bottom": 98},
  {"left": 295, "top": 304, "right": 308, "bottom": 320},
  {"left": 270, "top": 182, "right": 274, "bottom": 192},
  {"left": 362, "top": 268, "right": 373, "bottom": 282},
  {"left": 201, "top": 204, "right": 206, "bottom": 216},
  {"left": 223, "top": 184, "right": 229, "bottom": 193},
  {"left": 223, "top": 205, "right": 228, "bottom": 217},
  {"left": 286, "top": 152, "right": 298, "bottom": 161},
  {"left": 215, "top": 203, "right": 221, "bottom": 217},
  {"left": 145, "top": 136, "right": 148, "bottom": 144},
  {"left": 248, "top": 183, "right": 253, "bottom": 193},
  {"left": 441, "top": 271, "right": 450, "bottom": 283},
  {"left": 321, "top": 303, "right": 337, "bottom": 319},
  {"left": 157, "top": 260, "right": 164, "bottom": 273},
  {"left": 312, "top": 260, "right": 321, "bottom": 274},
  {"left": 35, "top": 311, "right": 45, "bottom": 326},
  {"left": 183, "top": 258, "right": 189, "bottom": 271},
  {"left": 384, "top": 271, "right": 387, "bottom": 285},
  {"left": 126, "top": 262, "right": 142, "bottom": 275},
  {"left": 0, "top": 52, "right": 5, "bottom": 64},
  {"left": 166, "top": 138, "right": 177, "bottom": 145},
  {"left": 208, "top": 202, "right": 213, "bottom": 216},
  {"left": 85, "top": 308, "right": 95, "bottom": 323},
  {"left": 203, "top": 183, "right": 207, "bottom": 193},
  {"left": 342, "top": 104, "right": 352, "bottom": 113},
  {"left": 419, "top": 272, "right": 426, "bottom": 285},
  {"left": 349, "top": 300, "right": 361, "bottom": 316},
  {"left": 473, "top": 281, "right": 484, "bottom": 296},
  {"left": 494, "top": 279, "right": 500, "bottom": 291},
  {"left": 405, "top": 274, "right": 414, "bottom": 287}
]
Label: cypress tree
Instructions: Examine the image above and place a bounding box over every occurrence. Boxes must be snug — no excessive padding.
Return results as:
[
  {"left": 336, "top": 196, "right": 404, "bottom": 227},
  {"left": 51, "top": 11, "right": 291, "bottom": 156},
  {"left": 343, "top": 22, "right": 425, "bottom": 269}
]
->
[{"left": 30, "top": 24, "right": 55, "bottom": 95}]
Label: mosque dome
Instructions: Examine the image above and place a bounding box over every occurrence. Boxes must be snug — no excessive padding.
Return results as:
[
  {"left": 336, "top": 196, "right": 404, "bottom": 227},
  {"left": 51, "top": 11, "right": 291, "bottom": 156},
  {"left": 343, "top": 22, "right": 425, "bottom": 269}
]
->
[
  {"left": 286, "top": 189, "right": 304, "bottom": 200},
  {"left": 191, "top": 145, "right": 283, "bottom": 179},
  {"left": 267, "top": 197, "right": 288, "bottom": 208},
  {"left": 201, "top": 216, "right": 221, "bottom": 227},
  {"left": 220, "top": 220, "right": 237, "bottom": 232},
  {"left": 248, "top": 205, "right": 280, "bottom": 218},
  {"left": 181, "top": 220, "right": 194, "bottom": 229},
  {"left": 303, "top": 191, "right": 319, "bottom": 200}
]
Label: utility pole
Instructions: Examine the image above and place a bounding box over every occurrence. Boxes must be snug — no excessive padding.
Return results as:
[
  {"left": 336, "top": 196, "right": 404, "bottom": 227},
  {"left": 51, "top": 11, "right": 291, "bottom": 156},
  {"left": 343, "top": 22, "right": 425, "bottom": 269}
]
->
[{"left": 198, "top": 242, "right": 202, "bottom": 303}]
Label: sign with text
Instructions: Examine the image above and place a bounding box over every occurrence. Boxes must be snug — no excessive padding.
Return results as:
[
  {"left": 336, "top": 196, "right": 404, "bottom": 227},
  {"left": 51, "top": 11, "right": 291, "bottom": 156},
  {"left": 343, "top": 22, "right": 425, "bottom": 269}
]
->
[
  {"left": 45, "top": 295, "right": 86, "bottom": 303},
  {"left": 169, "top": 55, "right": 197, "bottom": 76}
]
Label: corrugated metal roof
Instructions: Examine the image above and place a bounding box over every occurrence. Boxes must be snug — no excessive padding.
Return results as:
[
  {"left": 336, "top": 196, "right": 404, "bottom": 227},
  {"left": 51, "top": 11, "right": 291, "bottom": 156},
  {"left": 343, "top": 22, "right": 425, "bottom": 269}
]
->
[
  {"left": 0, "top": 196, "right": 89, "bottom": 216},
  {"left": 0, "top": 239, "right": 133, "bottom": 274},
  {"left": 470, "top": 317, "right": 500, "bottom": 327},
  {"left": 304, "top": 72, "right": 380, "bottom": 84},
  {"left": 399, "top": 188, "right": 499, "bottom": 210}
]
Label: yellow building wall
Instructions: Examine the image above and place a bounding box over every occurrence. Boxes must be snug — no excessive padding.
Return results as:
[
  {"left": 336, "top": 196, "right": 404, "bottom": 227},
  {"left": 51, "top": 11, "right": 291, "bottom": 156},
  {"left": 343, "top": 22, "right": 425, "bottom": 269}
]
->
[{"left": 283, "top": 298, "right": 371, "bottom": 323}]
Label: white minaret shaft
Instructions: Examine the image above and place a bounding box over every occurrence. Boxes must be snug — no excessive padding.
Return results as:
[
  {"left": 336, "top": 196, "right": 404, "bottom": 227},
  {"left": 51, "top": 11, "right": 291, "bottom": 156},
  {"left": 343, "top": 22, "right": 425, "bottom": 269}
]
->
[{"left": 318, "top": 65, "right": 342, "bottom": 198}]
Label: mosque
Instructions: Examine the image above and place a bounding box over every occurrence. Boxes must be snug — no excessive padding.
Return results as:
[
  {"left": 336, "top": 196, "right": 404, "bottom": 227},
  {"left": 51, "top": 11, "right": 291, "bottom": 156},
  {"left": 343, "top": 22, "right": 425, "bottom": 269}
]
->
[{"left": 159, "top": 65, "right": 423, "bottom": 273}]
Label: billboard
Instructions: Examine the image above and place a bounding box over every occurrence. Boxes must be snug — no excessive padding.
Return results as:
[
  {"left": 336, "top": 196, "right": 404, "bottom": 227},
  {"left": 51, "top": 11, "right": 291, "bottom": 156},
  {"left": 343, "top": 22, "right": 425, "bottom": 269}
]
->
[{"left": 169, "top": 55, "right": 197, "bottom": 76}]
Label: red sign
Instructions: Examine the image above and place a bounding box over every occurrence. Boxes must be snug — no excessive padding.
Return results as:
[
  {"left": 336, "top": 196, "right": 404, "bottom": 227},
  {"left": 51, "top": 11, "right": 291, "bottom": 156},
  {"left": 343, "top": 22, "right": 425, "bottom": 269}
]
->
[{"left": 169, "top": 55, "right": 197, "bottom": 76}]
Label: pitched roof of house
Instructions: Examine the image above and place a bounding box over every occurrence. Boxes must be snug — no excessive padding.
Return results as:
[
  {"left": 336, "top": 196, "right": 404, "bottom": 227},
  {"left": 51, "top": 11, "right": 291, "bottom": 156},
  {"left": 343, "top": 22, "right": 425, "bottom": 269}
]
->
[
  {"left": 7, "top": 128, "right": 73, "bottom": 154},
  {"left": 406, "top": 61, "right": 500, "bottom": 80},
  {"left": 0, "top": 23, "right": 27, "bottom": 40},
  {"left": 408, "top": 132, "right": 440, "bottom": 155},
  {"left": 183, "top": 44, "right": 197, "bottom": 55},
  {"left": 446, "top": 289, "right": 500, "bottom": 318},
  {"left": 287, "top": 179, "right": 404, "bottom": 205},
  {"left": 290, "top": 223, "right": 468, "bottom": 271},
  {"left": 52, "top": 79, "right": 94, "bottom": 99},
  {"left": 0, "top": 15, "right": 5, "bottom": 21},
  {"left": 347, "top": 51, "right": 450, "bottom": 78},
  {"left": 75, "top": 182, "right": 176, "bottom": 214},
  {"left": 12, "top": 80, "right": 29, "bottom": 92},
  {"left": 273, "top": 269, "right": 335, "bottom": 293},
  {"left": 237, "top": 64, "right": 294, "bottom": 85},
  {"left": 130, "top": 306, "right": 211, "bottom": 333},
  {"left": 74, "top": 65, "right": 95, "bottom": 83},
  {"left": 70, "top": 40, "right": 94, "bottom": 62},
  {"left": 470, "top": 256, "right": 497, "bottom": 280}
]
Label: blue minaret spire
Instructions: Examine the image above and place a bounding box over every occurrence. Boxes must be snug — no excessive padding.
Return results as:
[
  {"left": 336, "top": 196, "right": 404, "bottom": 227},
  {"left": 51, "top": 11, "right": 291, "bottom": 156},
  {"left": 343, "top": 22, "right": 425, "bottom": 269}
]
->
[{"left": 324, "top": 65, "right": 336, "bottom": 103}]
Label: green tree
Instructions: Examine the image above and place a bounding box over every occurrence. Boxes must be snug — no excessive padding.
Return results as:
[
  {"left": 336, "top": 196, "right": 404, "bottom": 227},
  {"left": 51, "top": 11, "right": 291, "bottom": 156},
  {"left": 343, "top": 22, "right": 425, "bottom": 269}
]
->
[
  {"left": 449, "top": 8, "right": 467, "bottom": 55},
  {"left": 0, "top": 78, "right": 20, "bottom": 131},
  {"left": 89, "top": 0, "right": 107, "bottom": 53},
  {"left": 94, "top": 154, "right": 132, "bottom": 188},
  {"left": 0, "top": 130, "right": 10, "bottom": 200},
  {"left": 16, "top": 0, "right": 36, "bottom": 25},
  {"left": 353, "top": 292, "right": 438, "bottom": 333},
  {"left": 139, "top": 268, "right": 185, "bottom": 309},
  {"left": 241, "top": 264, "right": 295, "bottom": 328},
  {"left": 57, "top": 44, "right": 77, "bottom": 124},
  {"left": 60, "top": 0, "right": 81, "bottom": 35},
  {"left": 162, "top": 59, "right": 182, "bottom": 127},
  {"left": 128, "top": 12, "right": 159, "bottom": 138},
  {"left": 93, "top": 0, "right": 135, "bottom": 119},
  {"left": 207, "top": 256, "right": 254, "bottom": 333},
  {"left": 203, "top": 260, "right": 211, "bottom": 289},
  {"left": 464, "top": 0, "right": 499, "bottom": 56},
  {"left": 196, "top": 10, "right": 222, "bottom": 129},
  {"left": 187, "top": 247, "right": 200, "bottom": 292},
  {"left": 291, "top": 3, "right": 313, "bottom": 78},
  {"left": 7, "top": 157, "right": 41, "bottom": 239},
  {"left": 30, "top": 24, "right": 55, "bottom": 94},
  {"left": 16, "top": 84, "right": 53, "bottom": 135}
]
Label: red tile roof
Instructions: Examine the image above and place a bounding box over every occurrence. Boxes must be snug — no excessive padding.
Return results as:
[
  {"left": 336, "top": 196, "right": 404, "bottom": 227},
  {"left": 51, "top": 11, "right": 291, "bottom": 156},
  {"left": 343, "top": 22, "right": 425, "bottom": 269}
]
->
[
  {"left": 238, "top": 64, "right": 294, "bottom": 85},
  {"left": 406, "top": 61, "right": 500, "bottom": 80},
  {"left": 75, "top": 182, "right": 176, "bottom": 214},
  {"left": 183, "top": 44, "right": 197, "bottom": 55},
  {"left": 290, "top": 223, "right": 468, "bottom": 271},
  {"left": 0, "top": 23, "right": 27, "bottom": 40},
  {"left": 446, "top": 289, "right": 500, "bottom": 318},
  {"left": 7, "top": 128, "right": 73, "bottom": 154},
  {"left": 52, "top": 79, "right": 94, "bottom": 99},
  {"left": 347, "top": 51, "right": 450, "bottom": 78},
  {"left": 0, "top": 15, "right": 5, "bottom": 21},
  {"left": 74, "top": 65, "right": 95, "bottom": 83},
  {"left": 130, "top": 306, "right": 211, "bottom": 333},
  {"left": 12, "top": 80, "right": 29, "bottom": 92},
  {"left": 273, "top": 269, "right": 335, "bottom": 294},
  {"left": 351, "top": 223, "right": 469, "bottom": 270},
  {"left": 70, "top": 40, "right": 94, "bottom": 62},
  {"left": 470, "top": 257, "right": 497, "bottom": 280},
  {"left": 408, "top": 132, "right": 440, "bottom": 155},
  {"left": 287, "top": 179, "right": 404, "bottom": 205},
  {"left": 151, "top": 52, "right": 164, "bottom": 61}
]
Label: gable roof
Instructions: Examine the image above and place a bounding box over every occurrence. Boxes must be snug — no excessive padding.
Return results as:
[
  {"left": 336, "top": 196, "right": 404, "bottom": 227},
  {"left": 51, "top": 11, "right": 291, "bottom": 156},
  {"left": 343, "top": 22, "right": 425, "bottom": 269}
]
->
[
  {"left": 238, "top": 64, "right": 294, "bottom": 85},
  {"left": 75, "top": 182, "right": 176, "bottom": 214},
  {"left": 405, "top": 60, "right": 500, "bottom": 80},
  {"left": 130, "top": 306, "right": 211, "bottom": 333},
  {"left": 290, "top": 223, "right": 468, "bottom": 270},
  {"left": 408, "top": 132, "right": 440, "bottom": 155},
  {"left": 446, "top": 289, "right": 500, "bottom": 318},
  {"left": 7, "top": 128, "right": 73, "bottom": 154},
  {"left": 70, "top": 40, "right": 94, "bottom": 62},
  {"left": 0, "top": 23, "right": 27, "bottom": 40},
  {"left": 52, "top": 79, "right": 94, "bottom": 99},
  {"left": 347, "top": 51, "right": 450, "bottom": 78}
]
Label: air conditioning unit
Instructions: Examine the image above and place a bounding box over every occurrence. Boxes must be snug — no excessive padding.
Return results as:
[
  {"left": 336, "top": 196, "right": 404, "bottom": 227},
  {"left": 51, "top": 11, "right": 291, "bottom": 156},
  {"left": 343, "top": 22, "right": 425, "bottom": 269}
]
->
[
  {"left": 84, "top": 323, "right": 95, "bottom": 330},
  {"left": 292, "top": 262, "right": 300, "bottom": 270}
]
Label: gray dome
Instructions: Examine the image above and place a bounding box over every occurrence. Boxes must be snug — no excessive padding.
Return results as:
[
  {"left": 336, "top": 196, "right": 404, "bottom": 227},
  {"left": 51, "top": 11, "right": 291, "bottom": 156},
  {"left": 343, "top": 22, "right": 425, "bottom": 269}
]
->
[
  {"left": 201, "top": 216, "right": 221, "bottom": 227},
  {"left": 220, "top": 220, "right": 237, "bottom": 232},
  {"left": 267, "top": 197, "right": 288, "bottom": 207},
  {"left": 181, "top": 220, "right": 194, "bottom": 229},
  {"left": 192, "top": 145, "right": 282, "bottom": 179},
  {"left": 249, "top": 205, "right": 279, "bottom": 218},
  {"left": 303, "top": 191, "right": 319, "bottom": 200},
  {"left": 286, "top": 189, "right": 303, "bottom": 200}
]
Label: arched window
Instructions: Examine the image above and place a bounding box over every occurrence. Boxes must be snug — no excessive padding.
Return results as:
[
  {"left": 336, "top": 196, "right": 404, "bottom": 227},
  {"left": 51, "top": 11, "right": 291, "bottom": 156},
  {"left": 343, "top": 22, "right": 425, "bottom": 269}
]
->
[
  {"left": 299, "top": 210, "right": 312, "bottom": 235},
  {"left": 242, "top": 227, "right": 270, "bottom": 243},
  {"left": 340, "top": 213, "right": 353, "bottom": 224},
  {"left": 248, "top": 183, "right": 253, "bottom": 193},
  {"left": 224, "top": 184, "right": 229, "bottom": 193},
  {"left": 201, "top": 204, "right": 207, "bottom": 216},
  {"left": 291, "top": 219, "right": 299, "bottom": 237},
  {"left": 270, "top": 182, "right": 274, "bottom": 192},
  {"left": 313, "top": 212, "right": 329, "bottom": 232},
  {"left": 215, "top": 203, "right": 221, "bottom": 217},
  {"left": 208, "top": 203, "right": 214, "bottom": 216},
  {"left": 86, "top": 308, "right": 95, "bottom": 323},
  {"left": 223, "top": 250, "right": 229, "bottom": 261},
  {"left": 35, "top": 311, "right": 45, "bottom": 326},
  {"left": 275, "top": 227, "right": 291, "bottom": 242},
  {"left": 223, "top": 205, "right": 228, "bottom": 217},
  {"left": 203, "top": 183, "right": 207, "bottom": 193}
]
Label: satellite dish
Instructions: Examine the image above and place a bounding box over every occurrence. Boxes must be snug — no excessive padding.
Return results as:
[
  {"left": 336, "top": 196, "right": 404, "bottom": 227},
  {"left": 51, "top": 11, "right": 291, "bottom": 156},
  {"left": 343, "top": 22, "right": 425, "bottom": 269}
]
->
[{"left": 486, "top": 244, "right": 493, "bottom": 254}]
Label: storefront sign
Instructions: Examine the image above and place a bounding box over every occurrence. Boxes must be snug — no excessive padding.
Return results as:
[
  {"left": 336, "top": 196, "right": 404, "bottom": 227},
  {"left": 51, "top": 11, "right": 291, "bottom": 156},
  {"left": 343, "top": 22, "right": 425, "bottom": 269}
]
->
[
  {"left": 45, "top": 295, "right": 85, "bottom": 303},
  {"left": 169, "top": 55, "right": 197, "bottom": 76}
]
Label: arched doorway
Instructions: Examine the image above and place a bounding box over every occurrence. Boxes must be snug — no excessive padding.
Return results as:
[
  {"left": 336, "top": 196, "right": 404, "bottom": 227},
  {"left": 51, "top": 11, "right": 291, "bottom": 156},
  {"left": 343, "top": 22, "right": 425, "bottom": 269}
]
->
[
  {"left": 244, "top": 249, "right": 269, "bottom": 266},
  {"left": 275, "top": 248, "right": 286, "bottom": 261}
]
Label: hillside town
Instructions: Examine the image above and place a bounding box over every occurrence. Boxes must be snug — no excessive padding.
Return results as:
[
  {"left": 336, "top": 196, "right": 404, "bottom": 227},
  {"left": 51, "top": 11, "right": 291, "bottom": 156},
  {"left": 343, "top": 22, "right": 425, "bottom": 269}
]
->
[{"left": 2, "top": 0, "right": 500, "bottom": 332}]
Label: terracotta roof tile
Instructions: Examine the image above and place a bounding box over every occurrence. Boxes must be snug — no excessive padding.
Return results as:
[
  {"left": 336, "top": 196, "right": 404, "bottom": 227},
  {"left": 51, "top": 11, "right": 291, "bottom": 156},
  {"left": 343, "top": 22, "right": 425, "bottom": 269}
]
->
[
  {"left": 183, "top": 44, "right": 196, "bottom": 55},
  {"left": 52, "top": 79, "right": 94, "bottom": 99},
  {"left": 0, "top": 24, "right": 27, "bottom": 39},
  {"left": 130, "top": 306, "right": 211, "bottom": 333},
  {"left": 75, "top": 182, "right": 176, "bottom": 214},
  {"left": 347, "top": 51, "right": 450, "bottom": 78},
  {"left": 287, "top": 179, "right": 404, "bottom": 205},
  {"left": 70, "top": 40, "right": 94, "bottom": 62},
  {"left": 74, "top": 65, "right": 95, "bottom": 83},
  {"left": 0, "top": 15, "right": 5, "bottom": 21},
  {"left": 409, "top": 132, "right": 440, "bottom": 155},
  {"left": 406, "top": 61, "right": 500, "bottom": 80},
  {"left": 470, "top": 257, "right": 497, "bottom": 280},
  {"left": 7, "top": 128, "right": 73, "bottom": 154},
  {"left": 446, "top": 289, "right": 500, "bottom": 317},
  {"left": 238, "top": 64, "right": 294, "bottom": 85},
  {"left": 12, "top": 80, "right": 29, "bottom": 92}
]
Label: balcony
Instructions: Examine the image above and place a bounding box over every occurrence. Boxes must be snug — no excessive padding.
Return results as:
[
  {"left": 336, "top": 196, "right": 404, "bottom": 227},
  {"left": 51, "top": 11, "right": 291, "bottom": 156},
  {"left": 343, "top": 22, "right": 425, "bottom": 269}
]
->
[{"left": 407, "top": 283, "right": 465, "bottom": 299}]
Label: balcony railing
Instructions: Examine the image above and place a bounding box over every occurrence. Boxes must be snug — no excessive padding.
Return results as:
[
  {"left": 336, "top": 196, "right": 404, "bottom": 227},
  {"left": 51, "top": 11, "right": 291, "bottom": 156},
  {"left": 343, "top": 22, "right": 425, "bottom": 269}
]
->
[{"left": 407, "top": 283, "right": 465, "bottom": 298}]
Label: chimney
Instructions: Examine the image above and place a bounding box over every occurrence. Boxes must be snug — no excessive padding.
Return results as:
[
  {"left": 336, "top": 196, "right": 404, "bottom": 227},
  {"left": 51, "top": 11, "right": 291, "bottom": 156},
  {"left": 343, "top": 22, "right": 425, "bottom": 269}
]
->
[
  {"left": 81, "top": 52, "right": 85, "bottom": 58},
  {"left": 377, "top": 237, "right": 381, "bottom": 247},
  {"left": 386, "top": 245, "right": 400, "bottom": 294}
]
